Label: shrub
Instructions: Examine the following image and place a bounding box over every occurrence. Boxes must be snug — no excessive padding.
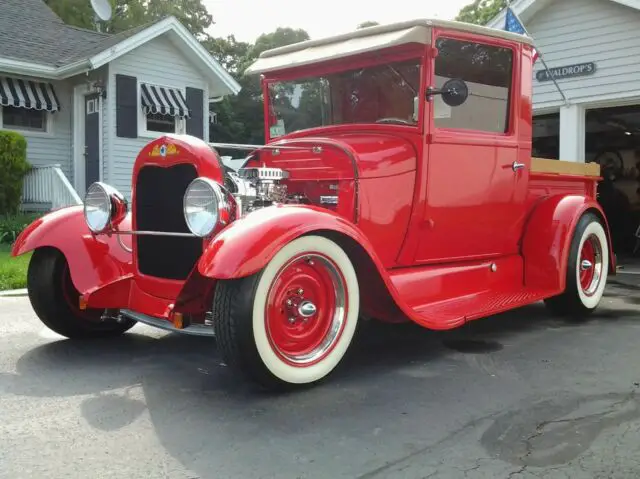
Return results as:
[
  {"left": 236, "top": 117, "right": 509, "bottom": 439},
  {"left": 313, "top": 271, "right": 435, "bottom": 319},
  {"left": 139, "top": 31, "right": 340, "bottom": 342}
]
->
[
  {"left": 0, "top": 212, "right": 40, "bottom": 245},
  {"left": 0, "top": 130, "right": 30, "bottom": 215}
]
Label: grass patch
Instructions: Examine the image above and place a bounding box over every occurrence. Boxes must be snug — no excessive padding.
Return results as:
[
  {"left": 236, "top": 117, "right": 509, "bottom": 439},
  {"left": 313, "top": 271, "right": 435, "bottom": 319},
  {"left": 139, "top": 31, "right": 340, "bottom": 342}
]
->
[{"left": 0, "top": 244, "right": 30, "bottom": 290}]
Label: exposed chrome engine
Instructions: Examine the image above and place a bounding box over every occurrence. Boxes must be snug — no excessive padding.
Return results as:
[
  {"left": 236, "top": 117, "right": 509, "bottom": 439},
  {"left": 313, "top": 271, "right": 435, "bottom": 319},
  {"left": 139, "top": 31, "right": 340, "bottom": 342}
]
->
[
  {"left": 230, "top": 165, "right": 305, "bottom": 215},
  {"left": 210, "top": 142, "right": 315, "bottom": 216}
]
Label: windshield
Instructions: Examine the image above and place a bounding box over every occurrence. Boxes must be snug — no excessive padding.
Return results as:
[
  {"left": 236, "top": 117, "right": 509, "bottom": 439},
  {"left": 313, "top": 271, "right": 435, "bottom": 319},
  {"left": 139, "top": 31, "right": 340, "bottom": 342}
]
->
[{"left": 266, "top": 58, "right": 421, "bottom": 138}]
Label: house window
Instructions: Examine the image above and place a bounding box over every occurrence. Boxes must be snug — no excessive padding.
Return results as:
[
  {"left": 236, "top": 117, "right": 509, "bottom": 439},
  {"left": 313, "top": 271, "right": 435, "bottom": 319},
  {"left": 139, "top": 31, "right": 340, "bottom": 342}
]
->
[
  {"left": 140, "top": 82, "right": 188, "bottom": 136},
  {"left": 146, "top": 112, "right": 176, "bottom": 133},
  {"left": 433, "top": 37, "right": 513, "bottom": 133},
  {"left": 2, "top": 106, "right": 47, "bottom": 132}
]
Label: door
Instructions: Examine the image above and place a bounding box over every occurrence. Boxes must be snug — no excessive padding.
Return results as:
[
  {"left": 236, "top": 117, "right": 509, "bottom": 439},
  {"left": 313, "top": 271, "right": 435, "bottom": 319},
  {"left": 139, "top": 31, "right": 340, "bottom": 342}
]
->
[
  {"left": 84, "top": 93, "right": 100, "bottom": 190},
  {"left": 414, "top": 35, "right": 529, "bottom": 264}
]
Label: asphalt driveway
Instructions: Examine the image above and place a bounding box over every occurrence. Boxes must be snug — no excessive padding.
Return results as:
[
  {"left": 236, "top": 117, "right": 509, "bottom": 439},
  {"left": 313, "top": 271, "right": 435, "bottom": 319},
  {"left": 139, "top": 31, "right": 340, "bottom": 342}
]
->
[{"left": 2, "top": 278, "right": 640, "bottom": 479}]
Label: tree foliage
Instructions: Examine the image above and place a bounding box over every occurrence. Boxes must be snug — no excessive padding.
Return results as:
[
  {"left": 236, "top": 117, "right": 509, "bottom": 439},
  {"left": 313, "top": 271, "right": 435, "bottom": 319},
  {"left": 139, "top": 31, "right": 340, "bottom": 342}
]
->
[
  {"left": 44, "top": 0, "right": 213, "bottom": 37},
  {"left": 455, "top": 0, "right": 507, "bottom": 25},
  {"left": 0, "top": 131, "right": 30, "bottom": 216},
  {"left": 208, "top": 28, "right": 311, "bottom": 148}
]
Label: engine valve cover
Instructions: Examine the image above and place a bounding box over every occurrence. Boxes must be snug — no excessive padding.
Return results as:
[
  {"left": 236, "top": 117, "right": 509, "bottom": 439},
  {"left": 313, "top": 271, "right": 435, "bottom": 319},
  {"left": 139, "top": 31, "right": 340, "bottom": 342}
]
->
[{"left": 238, "top": 166, "right": 289, "bottom": 182}]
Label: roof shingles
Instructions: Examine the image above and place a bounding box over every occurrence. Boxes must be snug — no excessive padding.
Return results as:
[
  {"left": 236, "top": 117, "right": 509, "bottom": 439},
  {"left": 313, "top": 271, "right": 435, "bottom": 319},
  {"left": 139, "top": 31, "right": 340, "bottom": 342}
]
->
[{"left": 0, "top": 0, "right": 151, "bottom": 67}]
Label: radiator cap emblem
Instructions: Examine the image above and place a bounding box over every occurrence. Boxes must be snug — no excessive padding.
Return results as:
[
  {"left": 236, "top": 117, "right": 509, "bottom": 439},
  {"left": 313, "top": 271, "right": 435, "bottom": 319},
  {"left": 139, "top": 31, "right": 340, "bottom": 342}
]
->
[{"left": 149, "top": 143, "right": 178, "bottom": 158}]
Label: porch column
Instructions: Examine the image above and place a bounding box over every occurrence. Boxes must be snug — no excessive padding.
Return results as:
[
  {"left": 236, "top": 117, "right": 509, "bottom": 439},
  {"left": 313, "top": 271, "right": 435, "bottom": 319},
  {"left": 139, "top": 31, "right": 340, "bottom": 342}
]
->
[{"left": 559, "top": 103, "right": 585, "bottom": 162}]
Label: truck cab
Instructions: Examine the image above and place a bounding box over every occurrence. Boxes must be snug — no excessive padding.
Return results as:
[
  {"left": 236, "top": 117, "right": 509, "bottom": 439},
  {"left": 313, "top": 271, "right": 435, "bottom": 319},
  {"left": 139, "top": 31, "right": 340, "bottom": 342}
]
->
[
  {"left": 13, "top": 19, "right": 615, "bottom": 391},
  {"left": 244, "top": 19, "right": 538, "bottom": 267}
]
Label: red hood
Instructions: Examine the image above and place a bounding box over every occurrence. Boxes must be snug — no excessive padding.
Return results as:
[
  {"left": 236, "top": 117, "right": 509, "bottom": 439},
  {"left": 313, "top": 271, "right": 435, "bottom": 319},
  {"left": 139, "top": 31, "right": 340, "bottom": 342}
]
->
[{"left": 254, "top": 131, "right": 418, "bottom": 180}]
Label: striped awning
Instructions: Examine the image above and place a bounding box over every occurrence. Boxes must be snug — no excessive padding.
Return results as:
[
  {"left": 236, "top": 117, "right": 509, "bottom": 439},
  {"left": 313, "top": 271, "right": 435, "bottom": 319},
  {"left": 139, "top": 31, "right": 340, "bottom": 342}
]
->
[
  {"left": 0, "top": 76, "right": 61, "bottom": 112},
  {"left": 141, "top": 83, "right": 190, "bottom": 118}
]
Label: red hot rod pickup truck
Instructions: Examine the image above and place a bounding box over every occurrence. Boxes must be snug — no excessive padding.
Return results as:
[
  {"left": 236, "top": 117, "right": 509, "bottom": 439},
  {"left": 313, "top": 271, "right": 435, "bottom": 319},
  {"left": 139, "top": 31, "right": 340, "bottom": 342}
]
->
[{"left": 13, "top": 18, "right": 614, "bottom": 390}]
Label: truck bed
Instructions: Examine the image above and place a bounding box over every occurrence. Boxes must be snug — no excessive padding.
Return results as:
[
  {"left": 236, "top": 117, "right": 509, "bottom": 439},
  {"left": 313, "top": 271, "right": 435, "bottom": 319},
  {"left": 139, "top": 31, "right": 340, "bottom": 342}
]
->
[{"left": 528, "top": 157, "right": 601, "bottom": 200}]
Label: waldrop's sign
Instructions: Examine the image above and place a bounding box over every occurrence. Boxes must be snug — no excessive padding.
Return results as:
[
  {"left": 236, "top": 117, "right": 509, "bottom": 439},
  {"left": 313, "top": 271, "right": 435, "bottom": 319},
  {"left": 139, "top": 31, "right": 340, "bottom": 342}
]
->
[{"left": 536, "top": 62, "right": 597, "bottom": 82}]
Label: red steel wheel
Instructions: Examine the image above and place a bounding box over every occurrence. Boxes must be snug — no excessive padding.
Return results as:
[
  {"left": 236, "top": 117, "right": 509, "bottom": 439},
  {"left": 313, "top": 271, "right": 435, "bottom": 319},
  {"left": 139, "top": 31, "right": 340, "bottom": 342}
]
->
[
  {"left": 213, "top": 235, "right": 360, "bottom": 389},
  {"left": 578, "top": 234, "right": 602, "bottom": 297},
  {"left": 575, "top": 218, "right": 608, "bottom": 309},
  {"left": 265, "top": 252, "right": 348, "bottom": 367}
]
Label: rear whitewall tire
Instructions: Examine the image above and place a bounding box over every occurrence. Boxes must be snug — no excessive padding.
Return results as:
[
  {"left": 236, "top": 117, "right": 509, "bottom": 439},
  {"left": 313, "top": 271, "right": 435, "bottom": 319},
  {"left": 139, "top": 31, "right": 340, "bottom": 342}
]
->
[
  {"left": 543, "top": 212, "right": 609, "bottom": 318},
  {"left": 251, "top": 235, "right": 360, "bottom": 385},
  {"left": 575, "top": 220, "right": 609, "bottom": 309}
]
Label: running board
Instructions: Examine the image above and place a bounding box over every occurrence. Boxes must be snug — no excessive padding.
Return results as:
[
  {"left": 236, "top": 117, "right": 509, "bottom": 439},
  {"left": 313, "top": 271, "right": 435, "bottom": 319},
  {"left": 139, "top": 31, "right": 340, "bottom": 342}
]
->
[{"left": 120, "top": 309, "right": 215, "bottom": 337}]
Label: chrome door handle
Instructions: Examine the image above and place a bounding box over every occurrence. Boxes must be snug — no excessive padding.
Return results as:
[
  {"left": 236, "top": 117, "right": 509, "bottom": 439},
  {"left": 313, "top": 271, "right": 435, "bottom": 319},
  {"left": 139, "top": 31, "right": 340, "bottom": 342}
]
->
[{"left": 512, "top": 161, "right": 525, "bottom": 171}]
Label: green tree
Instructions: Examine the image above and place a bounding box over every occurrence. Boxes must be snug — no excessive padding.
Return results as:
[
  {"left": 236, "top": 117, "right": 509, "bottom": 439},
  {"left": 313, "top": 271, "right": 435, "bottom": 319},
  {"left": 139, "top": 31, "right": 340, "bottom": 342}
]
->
[
  {"left": 455, "top": 0, "right": 507, "bottom": 25},
  {"left": 142, "top": 0, "right": 213, "bottom": 39},
  {"left": 203, "top": 35, "right": 252, "bottom": 77},
  {"left": 208, "top": 28, "right": 310, "bottom": 148},
  {"left": 249, "top": 27, "right": 310, "bottom": 60},
  {"left": 43, "top": 0, "right": 98, "bottom": 30},
  {"left": 44, "top": 0, "right": 213, "bottom": 37}
]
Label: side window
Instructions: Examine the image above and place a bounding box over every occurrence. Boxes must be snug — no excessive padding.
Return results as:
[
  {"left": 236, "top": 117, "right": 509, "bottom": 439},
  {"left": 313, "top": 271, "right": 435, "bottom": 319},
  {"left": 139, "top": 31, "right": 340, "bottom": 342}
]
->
[{"left": 433, "top": 37, "right": 513, "bottom": 133}]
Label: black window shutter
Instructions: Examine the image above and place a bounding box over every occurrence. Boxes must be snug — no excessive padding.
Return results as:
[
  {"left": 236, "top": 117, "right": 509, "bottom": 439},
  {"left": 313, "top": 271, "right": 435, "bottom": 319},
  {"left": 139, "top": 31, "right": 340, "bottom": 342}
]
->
[
  {"left": 116, "top": 74, "right": 138, "bottom": 138},
  {"left": 185, "top": 87, "right": 204, "bottom": 139}
]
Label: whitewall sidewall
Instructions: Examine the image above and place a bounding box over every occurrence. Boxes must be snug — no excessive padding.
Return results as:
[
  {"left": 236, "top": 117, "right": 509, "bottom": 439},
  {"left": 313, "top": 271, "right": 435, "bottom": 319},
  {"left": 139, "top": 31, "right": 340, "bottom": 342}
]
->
[
  {"left": 575, "top": 220, "right": 608, "bottom": 309},
  {"left": 251, "top": 235, "right": 360, "bottom": 384}
]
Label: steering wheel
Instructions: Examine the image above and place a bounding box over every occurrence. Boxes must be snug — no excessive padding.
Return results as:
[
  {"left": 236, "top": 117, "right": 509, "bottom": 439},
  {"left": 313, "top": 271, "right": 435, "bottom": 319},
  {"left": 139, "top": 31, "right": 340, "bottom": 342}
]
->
[{"left": 375, "top": 118, "right": 414, "bottom": 125}]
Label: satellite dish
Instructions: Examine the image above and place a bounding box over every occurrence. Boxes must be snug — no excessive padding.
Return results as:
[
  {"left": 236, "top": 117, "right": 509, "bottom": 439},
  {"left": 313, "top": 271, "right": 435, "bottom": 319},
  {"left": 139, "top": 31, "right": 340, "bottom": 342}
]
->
[{"left": 90, "top": 0, "right": 112, "bottom": 21}]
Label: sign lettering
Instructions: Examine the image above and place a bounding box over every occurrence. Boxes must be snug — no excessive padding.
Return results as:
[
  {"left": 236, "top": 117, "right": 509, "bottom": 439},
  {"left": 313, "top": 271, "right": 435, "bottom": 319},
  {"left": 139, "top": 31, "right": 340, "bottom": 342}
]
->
[{"left": 536, "top": 62, "right": 597, "bottom": 82}]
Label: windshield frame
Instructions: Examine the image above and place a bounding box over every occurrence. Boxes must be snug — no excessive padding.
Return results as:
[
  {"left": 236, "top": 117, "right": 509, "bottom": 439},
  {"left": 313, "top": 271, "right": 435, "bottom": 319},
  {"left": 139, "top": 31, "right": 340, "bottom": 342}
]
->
[{"left": 261, "top": 46, "right": 427, "bottom": 142}]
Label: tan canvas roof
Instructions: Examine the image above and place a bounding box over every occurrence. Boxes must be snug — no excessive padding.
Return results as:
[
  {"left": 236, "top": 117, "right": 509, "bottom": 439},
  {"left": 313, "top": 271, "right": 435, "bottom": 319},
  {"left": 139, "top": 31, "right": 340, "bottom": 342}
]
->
[{"left": 245, "top": 18, "right": 534, "bottom": 75}]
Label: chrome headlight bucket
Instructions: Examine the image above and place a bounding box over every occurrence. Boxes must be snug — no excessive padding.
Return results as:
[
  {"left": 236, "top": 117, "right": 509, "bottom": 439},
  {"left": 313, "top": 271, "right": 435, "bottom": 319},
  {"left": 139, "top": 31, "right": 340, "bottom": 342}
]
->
[
  {"left": 83, "top": 182, "right": 128, "bottom": 234},
  {"left": 183, "top": 177, "right": 230, "bottom": 237}
]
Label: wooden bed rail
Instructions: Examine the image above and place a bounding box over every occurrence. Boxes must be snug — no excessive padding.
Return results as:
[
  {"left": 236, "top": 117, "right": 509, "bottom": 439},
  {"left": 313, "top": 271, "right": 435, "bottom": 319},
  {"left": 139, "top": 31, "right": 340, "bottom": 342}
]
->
[{"left": 530, "top": 157, "right": 601, "bottom": 177}]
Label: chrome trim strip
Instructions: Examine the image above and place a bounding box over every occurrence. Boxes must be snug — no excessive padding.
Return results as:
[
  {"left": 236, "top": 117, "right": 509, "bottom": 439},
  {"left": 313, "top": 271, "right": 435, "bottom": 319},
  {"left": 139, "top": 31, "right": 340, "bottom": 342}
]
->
[
  {"left": 112, "top": 230, "right": 197, "bottom": 237},
  {"left": 121, "top": 309, "right": 215, "bottom": 337}
]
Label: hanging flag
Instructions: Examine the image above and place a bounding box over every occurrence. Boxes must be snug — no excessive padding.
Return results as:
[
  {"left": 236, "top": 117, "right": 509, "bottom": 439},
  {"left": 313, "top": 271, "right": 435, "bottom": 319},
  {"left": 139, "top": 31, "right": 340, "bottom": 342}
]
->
[{"left": 504, "top": 7, "right": 539, "bottom": 63}]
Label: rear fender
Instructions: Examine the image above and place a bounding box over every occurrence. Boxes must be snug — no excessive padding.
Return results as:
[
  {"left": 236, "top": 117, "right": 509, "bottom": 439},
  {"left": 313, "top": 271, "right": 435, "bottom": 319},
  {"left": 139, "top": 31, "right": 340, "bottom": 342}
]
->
[
  {"left": 12, "top": 205, "right": 133, "bottom": 295},
  {"left": 521, "top": 194, "right": 615, "bottom": 292}
]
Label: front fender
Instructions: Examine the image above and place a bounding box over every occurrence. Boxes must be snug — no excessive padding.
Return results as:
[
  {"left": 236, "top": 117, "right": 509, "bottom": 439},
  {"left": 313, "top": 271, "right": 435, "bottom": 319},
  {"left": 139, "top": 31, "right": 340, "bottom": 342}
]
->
[
  {"left": 12, "top": 205, "right": 133, "bottom": 294},
  {"left": 198, "top": 204, "right": 380, "bottom": 279},
  {"left": 521, "top": 194, "right": 615, "bottom": 292}
]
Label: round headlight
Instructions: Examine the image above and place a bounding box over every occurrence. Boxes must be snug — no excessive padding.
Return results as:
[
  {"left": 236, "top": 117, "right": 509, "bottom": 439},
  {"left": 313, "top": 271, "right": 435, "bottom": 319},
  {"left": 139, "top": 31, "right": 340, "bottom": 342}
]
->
[
  {"left": 183, "top": 177, "right": 227, "bottom": 237},
  {"left": 84, "top": 182, "right": 112, "bottom": 233}
]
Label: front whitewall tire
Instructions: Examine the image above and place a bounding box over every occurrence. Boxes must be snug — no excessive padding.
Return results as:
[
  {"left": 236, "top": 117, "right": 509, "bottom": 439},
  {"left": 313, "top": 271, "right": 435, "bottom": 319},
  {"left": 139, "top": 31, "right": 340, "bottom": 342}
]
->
[
  {"left": 212, "top": 234, "right": 360, "bottom": 390},
  {"left": 252, "top": 235, "right": 360, "bottom": 385}
]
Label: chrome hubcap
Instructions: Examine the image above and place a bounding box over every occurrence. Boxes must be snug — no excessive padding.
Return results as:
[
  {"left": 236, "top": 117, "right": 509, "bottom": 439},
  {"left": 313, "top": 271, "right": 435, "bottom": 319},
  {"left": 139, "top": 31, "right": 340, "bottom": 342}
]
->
[
  {"left": 581, "top": 259, "right": 593, "bottom": 271},
  {"left": 298, "top": 300, "right": 317, "bottom": 318}
]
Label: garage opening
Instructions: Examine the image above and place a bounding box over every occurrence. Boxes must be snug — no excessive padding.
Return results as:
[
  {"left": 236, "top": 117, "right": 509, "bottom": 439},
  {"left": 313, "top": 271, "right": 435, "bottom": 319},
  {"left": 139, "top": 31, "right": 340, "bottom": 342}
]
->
[
  {"left": 532, "top": 113, "right": 559, "bottom": 159},
  {"left": 585, "top": 104, "right": 640, "bottom": 261}
]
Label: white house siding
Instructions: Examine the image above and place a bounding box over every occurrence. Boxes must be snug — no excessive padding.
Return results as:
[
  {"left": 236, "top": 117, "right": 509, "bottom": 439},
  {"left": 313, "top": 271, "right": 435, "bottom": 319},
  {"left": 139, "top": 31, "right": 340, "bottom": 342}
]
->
[
  {"left": 4, "top": 79, "right": 74, "bottom": 180},
  {"left": 527, "top": 0, "right": 640, "bottom": 110},
  {"left": 107, "top": 35, "right": 210, "bottom": 198}
]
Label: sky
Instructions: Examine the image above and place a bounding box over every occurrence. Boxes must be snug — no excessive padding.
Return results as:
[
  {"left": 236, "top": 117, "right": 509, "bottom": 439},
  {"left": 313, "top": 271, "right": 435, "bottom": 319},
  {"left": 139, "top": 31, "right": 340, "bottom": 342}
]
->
[{"left": 203, "top": 0, "right": 474, "bottom": 43}]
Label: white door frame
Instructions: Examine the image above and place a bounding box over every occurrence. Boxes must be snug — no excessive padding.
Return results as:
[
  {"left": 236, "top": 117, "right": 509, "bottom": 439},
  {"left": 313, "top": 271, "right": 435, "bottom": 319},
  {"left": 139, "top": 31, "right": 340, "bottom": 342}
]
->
[{"left": 73, "top": 83, "right": 103, "bottom": 195}]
